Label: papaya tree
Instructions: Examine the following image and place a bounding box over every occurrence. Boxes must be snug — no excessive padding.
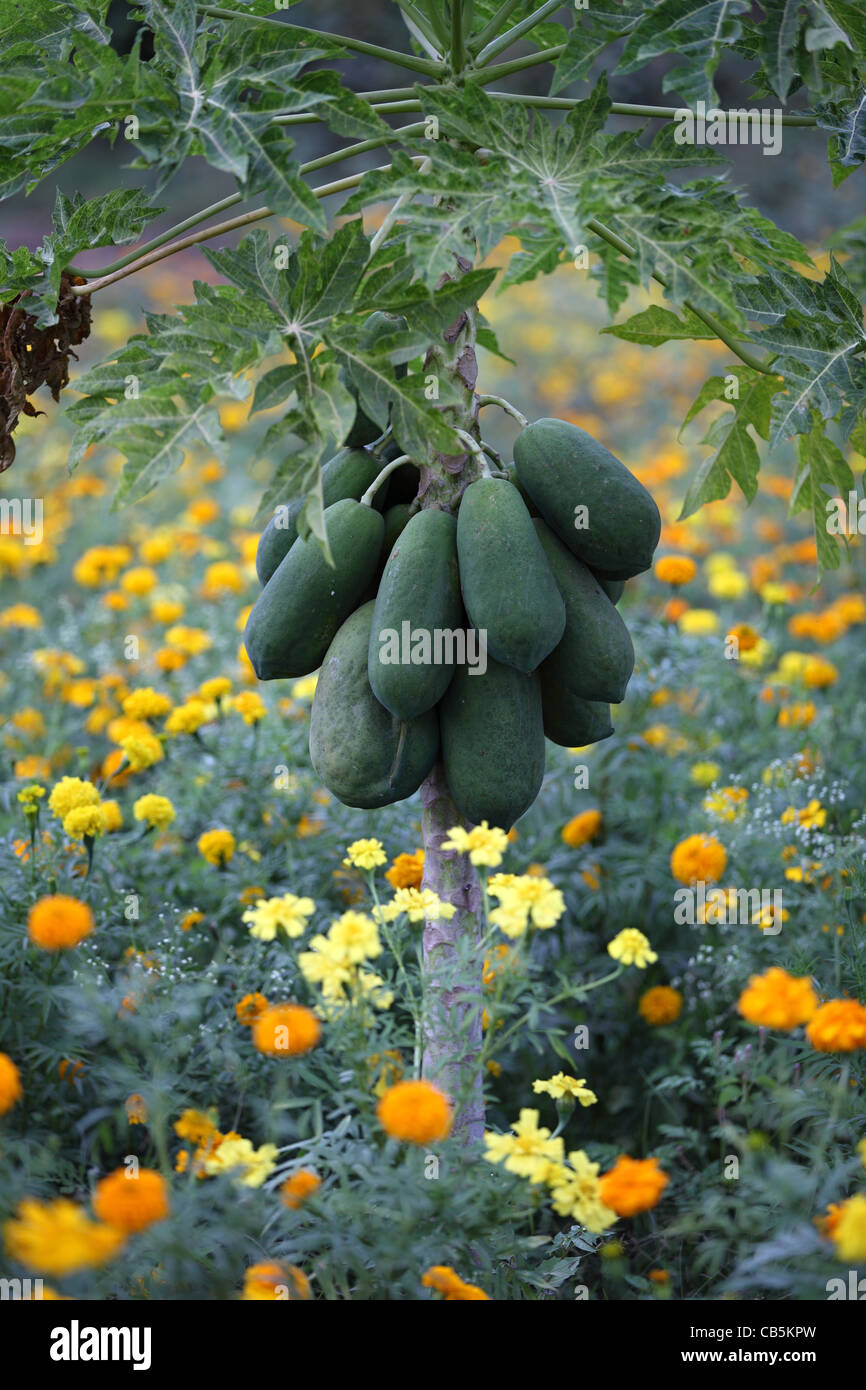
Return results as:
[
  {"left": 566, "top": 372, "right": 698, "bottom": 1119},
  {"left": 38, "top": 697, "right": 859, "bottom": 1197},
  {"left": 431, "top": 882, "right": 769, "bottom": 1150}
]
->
[{"left": 2, "top": 0, "right": 865, "bottom": 1142}]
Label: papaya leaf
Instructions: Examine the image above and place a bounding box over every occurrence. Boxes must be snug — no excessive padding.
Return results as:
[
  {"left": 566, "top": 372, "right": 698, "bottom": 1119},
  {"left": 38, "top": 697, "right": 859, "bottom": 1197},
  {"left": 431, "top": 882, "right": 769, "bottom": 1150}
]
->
[
  {"left": 602, "top": 304, "right": 718, "bottom": 346},
  {"left": 791, "top": 412, "right": 855, "bottom": 571},
  {"left": 617, "top": 0, "right": 752, "bottom": 109},
  {"left": 678, "top": 367, "right": 785, "bottom": 518}
]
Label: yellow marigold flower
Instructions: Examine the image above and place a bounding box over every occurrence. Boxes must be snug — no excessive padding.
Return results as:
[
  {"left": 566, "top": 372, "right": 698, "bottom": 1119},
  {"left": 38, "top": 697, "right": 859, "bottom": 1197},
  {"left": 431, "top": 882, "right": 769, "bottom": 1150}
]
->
[
  {"left": 125, "top": 1094, "right": 148, "bottom": 1125},
  {"left": 761, "top": 580, "right": 792, "bottom": 605},
  {"left": 802, "top": 655, "right": 838, "bottom": 689},
  {"left": 252, "top": 1003, "right": 321, "bottom": 1056},
  {"left": 122, "top": 687, "right": 172, "bottom": 720},
  {"left": 342, "top": 838, "right": 387, "bottom": 871},
  {"left": 421, "top": 1265, "right": 490, "bottom": 1300},
  {"left": 689, "top": 761, "right": 720, "bottom": 787},
  {"left": 440, "top": 822, "right": 509, "bottom": 868},
  {"left": 298, "top": 936, "right": 353, "bottom": 999},
  {"left": 280, "top": 1169, "right": 321, "bottom": 1209},
  {"left": 92, "top": 1168, "right": 170, "bottom": 1232},
  {"left": 197, "top": 828, "right": 235, "bottom": 866},
  {"left": 599, "top": 1155, "right": 669, "bottom": 1217},
  {"left": 328, "top": 910, "right": 382, "bottom": 962},
  {"left": 777, "top": 700, "right": 816, "bottom": 728},
  {"left": 179, "top": 910, "right": 205, "bottom": 932},
  {"left": 639, "top": 985, "right": 683, "bottom": 1025},
  {"left": 548, "top": 1150, "right": 617, "bottom": 1232},
  {"left": 235, "top": 993, "right": 268, "bottom": 1025},
  {"left": 150, "top": 598, "right": 185, "bottom": 624},
  {"left": 203, "top": 1137, "right": 278, "bottom": 1188},
  {"left": 120, "top": 566, "right": 158, "bottom": 596},
  {"left": 0, "top": 602, "right": 42, "bottom": 628},
  {"left": 831, "top": 1195, "right": 866, "bottom": 1262},
  {"left": 655, "top": 555, "right": 696, "bottom": 585},
  {"left": 3, "top": 1199, "right": 125, "bottom": 1275},
  {"left": 489, "top": 875, "right": 565, "bottom": 937},
  {"left": 62, "top": 804, "right": 108, "bottom": 840},
  {"left": 164, "top": 699, "right": 210, "bottom": 736},
  {"left": 726, "top": 622, "right": 759, "bottom": 652},
  {"left": 377, "top": 887, "right": 456, "bottom": 923},
  {"left": 607, "top": 928, "right": 657, "bottom": 969},
  {"left": 28, "top": 894, "right": 94, "bottom": 950},
  {"left": 202, "top": 560, "right": 244, "bottom": 597},
  {"left": 532, "top": 1073, "right": 597, "bottom": 1106},
  {"left": 230, "top": 690, "right": 266, "bottom": 724},
  {"left": 241, "top": 1260, "right": 310, "bottom": 1301},
  {"left": 677, "top": 608, "right": 719, "bottom": 636},
  {"left": 173, "top": 1108, "right": 219, "bottom": 1146},
  {"left": 48, "top": 776, "right": 100, "bottom": 820},
  {"left": 0, "top": 1052, "right": 22, "bottom": 1114},
  {"left": 133, "top": 793, "right": 176, "bottom": 831},
  {"left": 378, "top": 1079, "right": 452, "bottom": 1145},
  {"left": 561, "top": 809, "right": 602, "bottom": 848},
  {"left": 199, "top": 676, "right": 232, "bottom": 701},
  {"left": 242, "top": 892, "right": 315, "bottom": 941},
  {"left": 806, "top": 999, "right": 866, "bottom": 1052},
  {"left": 139, "top": 533, "right": 173, "bottom": 565},
  {"left": 11, "top": 707, "right": 45, "bottom": 736},
  {"left": 165, "top": 624, "right": 212, "bottom": 655},
  {"left": 708, "top": 568, "right": 748, "bottom": 600},
  {"left": 385, "top": 849, "right": 425, "bottom": 890},
  {"left": 120, "top": 733, "right": 164, "bottom": 771},
  {"left": 188, "top": 496, "right": 221, "bottom": 523},
  {"left": 484, "top": 1108, "right": 564, "bottom": 1182},
  {"left": 670, "top": 832, "right": 727, "bottom": 885},
  {"left": 737, "top": 967, "right": 818, "bottom": 1029},
  {"left": 101, "top": 799, "right": 124, "bottom": 833}
]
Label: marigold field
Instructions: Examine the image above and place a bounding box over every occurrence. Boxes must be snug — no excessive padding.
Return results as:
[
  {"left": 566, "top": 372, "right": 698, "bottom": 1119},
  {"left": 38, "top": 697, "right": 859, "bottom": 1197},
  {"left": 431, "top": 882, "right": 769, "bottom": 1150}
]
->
[{"left": 1, "top": 247, "right": 865, "bottom": 1302}]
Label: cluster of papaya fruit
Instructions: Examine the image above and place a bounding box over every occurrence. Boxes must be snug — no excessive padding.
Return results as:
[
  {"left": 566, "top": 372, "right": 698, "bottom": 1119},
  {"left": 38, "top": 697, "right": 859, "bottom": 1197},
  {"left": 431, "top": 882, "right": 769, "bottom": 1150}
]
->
[{"left": 246, "top": 365, "right": 660, "bottom": 830}]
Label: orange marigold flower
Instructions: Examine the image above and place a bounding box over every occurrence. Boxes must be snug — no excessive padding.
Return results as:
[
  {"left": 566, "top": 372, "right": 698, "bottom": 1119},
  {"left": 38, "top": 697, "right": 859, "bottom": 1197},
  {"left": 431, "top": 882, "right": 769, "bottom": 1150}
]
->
[
  {"left": 670, "top": 833, "right": 727, "bottom": 885},
  {"left": 421, "top": 1264, "right": 490, "bottom": 1300},
  {"left": 638, "top": 986, "right": 683, "bottom": 1026},
  {"left": 806, "top": 999, "right": 866, "bottom": 1052},
  {"left": 58, "top": 1058, "right": 84, "bottom": 1086},
  {"left": 561, "top": 809, "right": 602, "bottom": 848},
  {"left": 377, "top": 1079, "right": 452, "bottom": 1145},
  {"left": 92, "top": 1168, "right": 170, "bottom": 1233},
  {"left": 125, "top": 1093, "right": 148, "bottom": 1124},
  {"left": 655, "top": 555, "right": 696, "bottom": 586},
  {"left": 0, "top": 1052, "right": 22, "bottom": 1113},
  {"left": 241, "top": 1260, "right": 310, "bottom": 1300},
  {"left": 599, "top": 1155, "right": 669, "bottom": 1217},
  {"left": 385, "top": 850, "right": 425, "bottom": 890},
  {"left": 737, "top": 967, "right": 818, "bottom": 1030},
  {"left": 280, "top": 1169, "right": 321, "bottom": 1209},
  {"left": 27, "top": 894, "right": 94, "bottom": 950},
  {"left": 252, "top": 1003, "right": 321, "bottom": 1056},
  {"left": 662, "top": 596, "right": 689, "bottom": 623},
  {"left": 235, "top": 992, "right": 268, "bottom": 1026}
]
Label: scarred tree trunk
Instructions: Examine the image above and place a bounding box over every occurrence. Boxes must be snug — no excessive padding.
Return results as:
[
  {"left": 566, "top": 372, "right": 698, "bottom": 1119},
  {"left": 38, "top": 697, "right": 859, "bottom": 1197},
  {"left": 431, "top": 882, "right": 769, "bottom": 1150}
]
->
[{"left": 417, "top": 258, "right": 486, "bottom": 1145}]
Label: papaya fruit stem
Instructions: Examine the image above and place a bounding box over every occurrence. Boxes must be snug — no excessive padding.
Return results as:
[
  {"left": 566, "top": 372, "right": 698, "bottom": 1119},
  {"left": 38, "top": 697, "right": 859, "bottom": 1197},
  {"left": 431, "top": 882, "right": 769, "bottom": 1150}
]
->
[
  {"left": 475, "top": 393, "right": 529, "bottom": 428},
  {"left": 455, "top": 428, "right": 495, "bottom": 478},
  {"left": 419, "top": 763, "right": 485, "bottom": 1146},
  {"left": 360, "top": 454, "right": 413, "bottom": 507}
]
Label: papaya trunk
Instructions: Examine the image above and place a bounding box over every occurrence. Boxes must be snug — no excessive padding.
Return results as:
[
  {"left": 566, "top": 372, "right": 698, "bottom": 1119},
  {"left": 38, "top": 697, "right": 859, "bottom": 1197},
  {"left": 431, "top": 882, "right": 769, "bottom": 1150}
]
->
[
  {"left": 420, "top": 762, "right": 485, "bottom": 1145},
  {"left": 416, "top": 258, "right": 485, "bottom": 1143}
]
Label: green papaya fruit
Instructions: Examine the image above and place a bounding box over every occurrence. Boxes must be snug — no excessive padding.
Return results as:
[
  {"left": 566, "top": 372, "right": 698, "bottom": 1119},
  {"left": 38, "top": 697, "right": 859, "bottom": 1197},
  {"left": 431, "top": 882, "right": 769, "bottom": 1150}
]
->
[
  {"left": 541, "top": 675, "right": 614, "bottom": 748},
  {"left": 456, "top": 478, "right": 565, "bottom": 674},
  {"left": 255, "top": 449, "right": 382, "bottom": 586},
  {"left": 368, "top": 508, "right": 463, "bottom": 720},
  {"left": 244, "top": 499, "right": 383, "bottom": 680},
  {"left": 503, "top": 460, "right": 537, "bottom": 514},
  {"left": 341, "top": 311, "right": 408, "bottom": 448},
  {"left": 440, "top": 654, "right": 546, "bottom": 831},
  {"left": 310, "top": 601, "right": 439, "bottom": 809},
  {"left": 513, "top": 418, "right": 661, "bottom": 578},
  {"left": 533, "top": 518, "right": 634, "bottom": 704}
]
